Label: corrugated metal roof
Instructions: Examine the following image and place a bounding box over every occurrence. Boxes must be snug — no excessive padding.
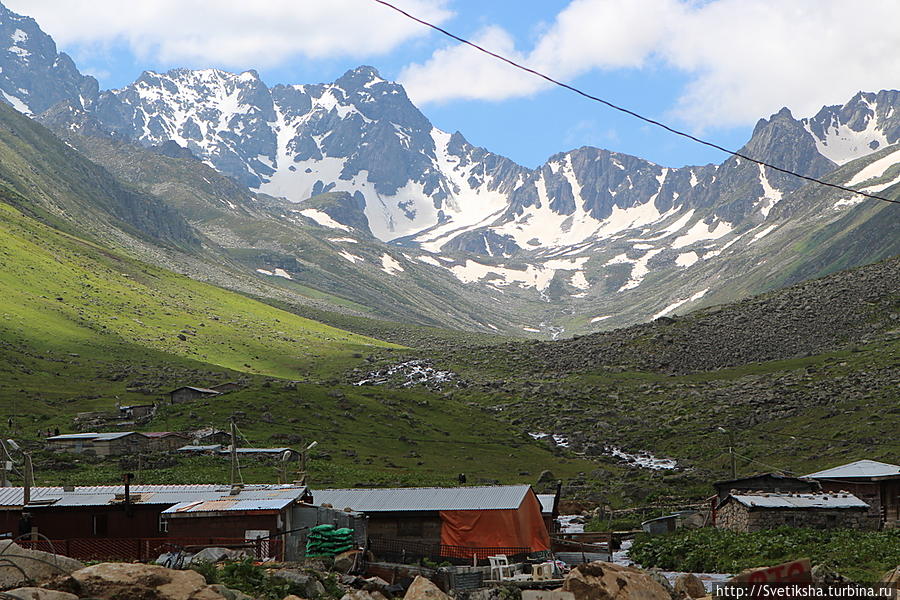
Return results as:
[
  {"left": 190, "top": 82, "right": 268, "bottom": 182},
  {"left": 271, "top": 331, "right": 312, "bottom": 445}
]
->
[
  {"left": 537, "top": 494, "right": 555, "bottom": 515},
  {"left": 313, "top": 485, "right": 533, "bottom": 512},
  {"left": 46, "top": 432, "right": 139, "bottom": 442},
  {"left": 0, "top": 484, "right": 290, "bottom": 508},
  {"left": 805, "top": 460, "right": 900, "bottom": 480},
  {"left": 730, "top": 493, "right": 869, "bottom": 509},
  {"left": 177, "top": 445, "right": 222, "bottom": 452},
  {"left": 5, "top": 484, "right": 308, "bottom": 509},
  {"left": 162, "top": 486, "right": 308, "bottom": 515},
  {"left": 231, "top": 447, "right": 292, "bottom": 454},
  {"left": 171, "top": 386, "right": 221, "bottom": 395}
]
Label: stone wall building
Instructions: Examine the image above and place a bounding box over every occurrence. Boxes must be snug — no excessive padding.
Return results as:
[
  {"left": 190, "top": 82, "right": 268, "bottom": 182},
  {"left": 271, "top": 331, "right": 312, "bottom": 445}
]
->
[
  {"left": 716, "top": 492, "right": 875, "bottom": 532},
  {"left": 806, "top": 460, "right": 900, "bottom": 529}
]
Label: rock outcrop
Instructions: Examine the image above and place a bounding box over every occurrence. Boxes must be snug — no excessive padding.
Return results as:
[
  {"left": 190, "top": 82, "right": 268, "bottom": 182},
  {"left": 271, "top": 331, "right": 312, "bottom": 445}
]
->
[{"left": 562, "top": 561, "right": 672, "bottom": 600}]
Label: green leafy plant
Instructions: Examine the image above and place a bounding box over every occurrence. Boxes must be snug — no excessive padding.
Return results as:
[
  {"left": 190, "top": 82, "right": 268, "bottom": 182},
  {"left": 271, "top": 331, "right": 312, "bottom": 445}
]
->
[{"left": 629, "top": 527, "right": 900, "bottom": 583}]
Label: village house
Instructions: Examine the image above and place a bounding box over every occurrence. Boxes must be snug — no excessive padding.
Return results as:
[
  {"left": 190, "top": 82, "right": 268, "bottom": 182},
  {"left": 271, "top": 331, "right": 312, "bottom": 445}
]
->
[
  {"left": 537, "top": 494, "right": 559, "bottom": 536},
  {"left": 0, "top": 484, "right": 353, "bottom": 562},
  {"left": 0, "top": 484, "right": 223, "bottom": 540},
  {"left": 806, "top": 460, "right": 900, "bottom": 529},
  {"left": 191, "top": 428, "right": 231, "bottom": 446},
  {"left": 715, "top": 492, "right": 874, "bottom": 532},
  {"left": 313, "top": 485, "right": 550, "bottom": 561},
  {"left": 45, "top": 432, "right": 149, "bottom": 456},
  {"left": 161, "top": 485, "right": 314, "bottom": 559},
  {"left": 142, "top": 432, "right": 191, "bottom": 452},
  {"left": 713, "top": 473, "right": 821, "bottom": 504},
  {"left": 169, "top": 386, "right": 221, "bottom": 404}
]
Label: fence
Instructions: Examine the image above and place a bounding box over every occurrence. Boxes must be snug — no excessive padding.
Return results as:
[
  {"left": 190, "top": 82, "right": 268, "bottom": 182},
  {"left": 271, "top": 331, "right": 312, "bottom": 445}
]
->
[
  {"left": 18, "top": 537, "right": 284, "bottom": 562},
  {"left": 368, "top": 537, "right": 529, "bottom": 565}
]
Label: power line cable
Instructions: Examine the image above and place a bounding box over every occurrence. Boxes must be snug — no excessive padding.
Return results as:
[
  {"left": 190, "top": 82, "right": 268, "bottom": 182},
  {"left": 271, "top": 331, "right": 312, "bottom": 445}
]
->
[
  {"left": 731, "top": 450, "right": 795, "bottom": 475},
  {"left": 755, "top": 428, "right": 880, "bottom": 447},
  {"left": 371, "top": 0, "right": 900, "bottom": 206}
]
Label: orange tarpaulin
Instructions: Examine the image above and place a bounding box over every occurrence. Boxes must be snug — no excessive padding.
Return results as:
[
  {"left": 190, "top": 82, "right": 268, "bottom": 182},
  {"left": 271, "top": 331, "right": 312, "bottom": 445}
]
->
[{"left": 439, "top": 491, "right": 550, "bottom": 553}]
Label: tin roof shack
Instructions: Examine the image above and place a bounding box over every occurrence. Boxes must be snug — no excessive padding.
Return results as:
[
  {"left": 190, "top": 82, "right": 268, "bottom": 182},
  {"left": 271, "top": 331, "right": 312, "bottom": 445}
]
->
[
  {"left": 177, "top": 444, "right": 222, "bottom": 454},
  {"left": 162, "top": 485, "right": 312, "bottom": 560},
  {"left": 46, "top": 432, "right": 149, "bottom": 456},
  {"left": 713, "top": 473, "right": 821, "bottom": 503},
  {"left": 642, "top": 514, "right": 678, "bottom": 535},
  {"left": 143, "top": 432, "right": 190, "bottom": 452},
  {"left": 0, "top": 484, "right": 222, "bottom": 539},
  {"left": 806, "top": 460, "right": 900, "bottom": 529},
  {"left": 169, "top": 386, "right": 221, "bottom": 404},
  {"left": 192, "top": 428, "right": 231, "bottom": 446},
  {"left": 716, "top": 492, "right": 874, "bottom": 532},
  {"left": 314, "top": 485, "right": 550, "bottom": 560},
  {"left": 537, "top": 491, "right": 560, "bottom": 535}
]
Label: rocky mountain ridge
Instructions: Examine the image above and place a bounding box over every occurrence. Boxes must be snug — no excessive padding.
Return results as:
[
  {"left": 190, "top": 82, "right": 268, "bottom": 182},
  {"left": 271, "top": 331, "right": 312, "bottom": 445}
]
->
[{"left": 1, "top": 0, "right": 899, "bottom": 336}]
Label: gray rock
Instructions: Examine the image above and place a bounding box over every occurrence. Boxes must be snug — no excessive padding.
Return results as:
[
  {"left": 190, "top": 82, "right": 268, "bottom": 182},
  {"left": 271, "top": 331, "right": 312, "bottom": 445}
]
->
[
  {"left": 273, "top": 568, "right": 327, "bottom": 598},
  {"left": 3, "top": 588, "right": 79, "bottom": 600},
  {"left": 0, "top": 541, "right": 84, "bottom": 589}
]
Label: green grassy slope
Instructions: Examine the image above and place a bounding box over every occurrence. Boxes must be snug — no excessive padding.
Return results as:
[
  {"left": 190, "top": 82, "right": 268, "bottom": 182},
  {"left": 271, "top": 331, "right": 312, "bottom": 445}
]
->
[
  {"left": 0, "top": 198, "right": 596, "bottom": 490},
  {"left": 0, "top": 199, "right": 395, "bottom": 384},
  {"left": 0, "top": 102, "right": 197, "bottom": 249}
]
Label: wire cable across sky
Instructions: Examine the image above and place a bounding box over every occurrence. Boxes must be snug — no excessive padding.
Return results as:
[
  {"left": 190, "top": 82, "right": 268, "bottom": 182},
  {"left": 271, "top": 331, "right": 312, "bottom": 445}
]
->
[{"left": 372, "top": 0, "right": 900, "bottom": 206}]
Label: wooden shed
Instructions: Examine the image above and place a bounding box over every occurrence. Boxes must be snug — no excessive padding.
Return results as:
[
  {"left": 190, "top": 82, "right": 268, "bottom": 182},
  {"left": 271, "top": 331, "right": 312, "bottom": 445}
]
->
[
  {"left": 806, "top": 460, "right": 900, "bottom": 529},
  {"left": 142, "top": 432, "right": 190, "bottom": 452},
  {"left": 46, "top": 432, "right": 149, "bottom": 456},
  {"left": 0, "top": 484, "right": 223, "bottom": 540},
  {"left": 169, "top": 386, "right": 221, "bottom": 404},
  {"left": 313, "top": 485, "right": 550, "bottom": 559}
]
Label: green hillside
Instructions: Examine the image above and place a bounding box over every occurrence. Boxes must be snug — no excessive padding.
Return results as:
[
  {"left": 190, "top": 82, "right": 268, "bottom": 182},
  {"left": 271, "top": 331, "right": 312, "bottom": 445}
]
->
[{"left": 0, "top": 198, "right": 596, "bottom": 491}]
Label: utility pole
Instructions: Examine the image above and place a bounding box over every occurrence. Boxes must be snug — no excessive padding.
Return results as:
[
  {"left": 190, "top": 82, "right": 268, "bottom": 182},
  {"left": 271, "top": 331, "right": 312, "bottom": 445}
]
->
[
  {"left": 297, "top": 441, "right": 317, "bottom": 486},
  {"left": 229, "top": 417, "right": 238, "bottom": 489},
  {"left": 729, "top": 430, "right": 737, "bottom": 479},
  {"left": 0, "top": 439, "right": 9, "bottom": 488},
  {"left": 718, "top": 427, "right": 737, "bottom": 479},
  {"left": 23, "top": 452, "right": 33, "bottom": 506}
]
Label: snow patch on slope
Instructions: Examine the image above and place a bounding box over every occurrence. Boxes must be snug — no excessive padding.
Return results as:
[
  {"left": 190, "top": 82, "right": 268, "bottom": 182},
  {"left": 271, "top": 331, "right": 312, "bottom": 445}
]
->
[
  {"left": 299, "top": 209, "right": 350, "bottom": 231},
  {"left": 652, "top": 288, "right": 709, "bottom": 320}
]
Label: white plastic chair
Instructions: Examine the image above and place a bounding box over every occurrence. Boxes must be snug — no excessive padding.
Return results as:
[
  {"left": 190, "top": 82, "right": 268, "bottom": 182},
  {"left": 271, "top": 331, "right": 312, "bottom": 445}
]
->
[{"left": 488, "top": 555, "right": 512, "bottom": 581}]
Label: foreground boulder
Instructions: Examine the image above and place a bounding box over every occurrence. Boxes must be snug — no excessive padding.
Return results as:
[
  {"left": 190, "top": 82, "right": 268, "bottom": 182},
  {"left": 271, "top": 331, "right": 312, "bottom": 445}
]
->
[
  {"left": 4, "top": 588, "right": 78, "bottom": 600},
  {"left": 673, "top": 573, "right": 706, "bottom": 599},
  {"left": 882, "top": 566, "right": 899, "bottom": 588},
  {"left": 341, "top": 591, "right": 389, "bottom": 600},
  {"left": 65, "top": 562, "right": 227, "bottom": 600},
  {"left": 562, "top": 562, "right": 672, "bottom": 600},
  {"left": 272, "top": 568, "right": 327, "bottom": 598},
  {"left": 403, "top": 576, "right": 450, "bottom": 600},
  {"left": 0, "top": 541, "right": 84, "bottom": 590}
]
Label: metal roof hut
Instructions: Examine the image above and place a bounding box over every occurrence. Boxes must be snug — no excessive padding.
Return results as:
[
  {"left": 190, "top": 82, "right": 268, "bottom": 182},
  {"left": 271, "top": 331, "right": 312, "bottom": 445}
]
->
[
  {"left": 313, "top": 485, "right": 550, "bottom": 561},
  {"left": 806, "top": 460, "right": 900, "bottom": 529},
  {"left": 45, "top": 432, "right": 148, "bottom": 456},
  {"left": 716, "top": 492, "right": 874, "bottom": 532},
  {"left": 712, "top": 472, "right": 821, "bottom": 503},
  {"left": 169, "top": 386, "right": 221, "bottom": 404}
]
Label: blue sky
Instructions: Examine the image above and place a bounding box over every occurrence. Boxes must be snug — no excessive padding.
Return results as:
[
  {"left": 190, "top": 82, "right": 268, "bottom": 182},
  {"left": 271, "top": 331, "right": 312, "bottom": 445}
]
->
[{"left": 10, "top": 0, "right": 900, "bottom": 169}]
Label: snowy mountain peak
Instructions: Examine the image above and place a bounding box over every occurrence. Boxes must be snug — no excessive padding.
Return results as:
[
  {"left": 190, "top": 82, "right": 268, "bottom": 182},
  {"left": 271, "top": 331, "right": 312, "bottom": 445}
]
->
[
  {"left": 0, "top": 1, "right": 97, "bottom": 115},
  {"left": 802, "top": 89, "right": 900, "bottom": 165}
]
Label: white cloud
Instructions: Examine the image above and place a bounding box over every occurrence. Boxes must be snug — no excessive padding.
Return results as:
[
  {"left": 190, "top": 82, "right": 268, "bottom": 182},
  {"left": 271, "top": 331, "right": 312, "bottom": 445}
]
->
[
  {"left": 399, "top": 0, "right": 900, "bottom": 129},
  {"left": 396, "top": 26, "right": 543, "bottom": 103},
  {"left": 4, "top": 0, "right": 452, "bottom": 67}
]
